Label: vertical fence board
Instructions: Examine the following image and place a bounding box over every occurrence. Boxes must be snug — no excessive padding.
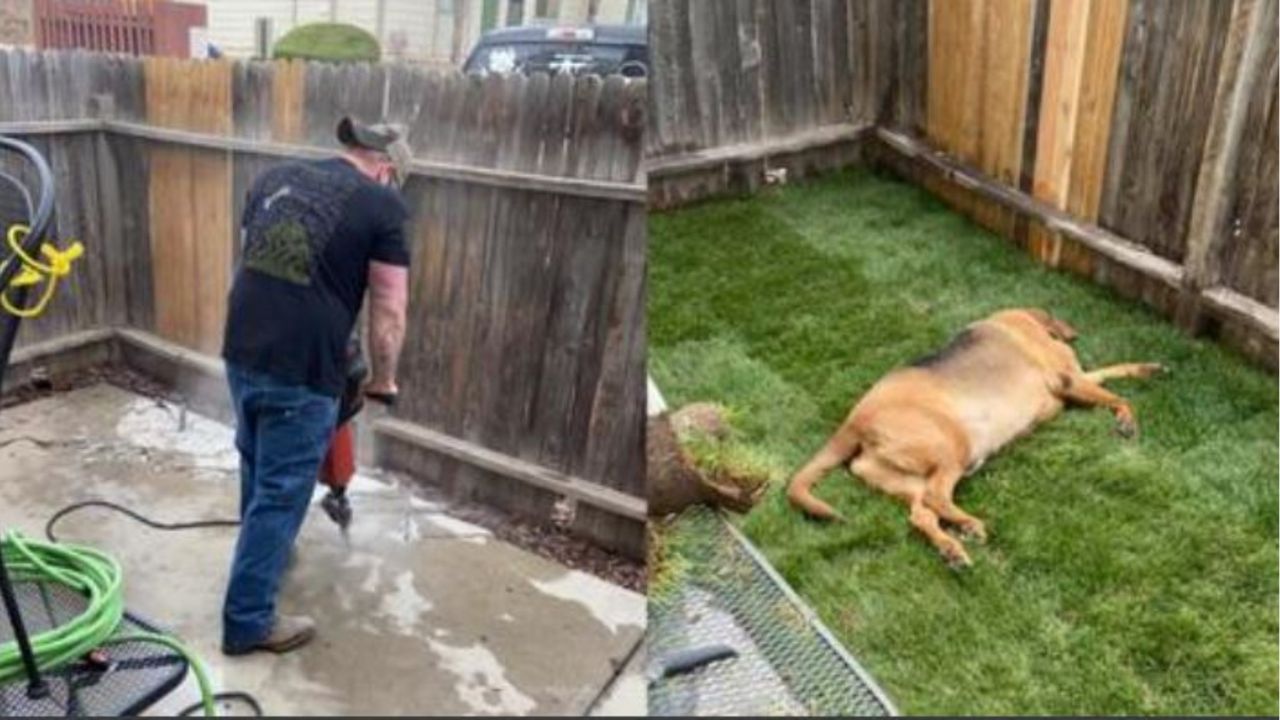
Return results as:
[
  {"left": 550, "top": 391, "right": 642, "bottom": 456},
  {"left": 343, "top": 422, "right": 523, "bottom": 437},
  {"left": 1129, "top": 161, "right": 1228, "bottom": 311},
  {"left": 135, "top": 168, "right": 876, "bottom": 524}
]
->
[
  {"left": 688, "top": 0, "right": 719, "bottom": 149},
  {"left": 146, "top": 59, "right": 195, "bottom": 348},
  {"left": 924, "top": 0, "right": 988, "bottom": 220},
  {"left": 109, "top": 57, "right": 154, "bottom": 332},
  {"left": 739, "top": 0, "right": 765, "bottom": 143},
  {"left": 648, "top": 0, "right": 890, "bottom": 164},
  {"left": 1066, "top": 0, "right": 1128, "bottom": 220},
  {"left": 973, "top": 0, "right": 1035, "bottom": 234},
  {"left": 671, "top": 0, "right": 700, "bottom": 151},
  {"left": 1219, "top": 51, "right": 1279, "bottom": 307},
  {"left": 142, "top": 58, "right": 234, "bottom": 355},
  {"left": 1030, "top": 0, "right": 1127, "bottom": 268},
  {"left": 1175, "top": 0, "right": 1279, "bottom": 329},
  {"left": 1100, "top": 0, "right": 1234, "bottom": 263}
]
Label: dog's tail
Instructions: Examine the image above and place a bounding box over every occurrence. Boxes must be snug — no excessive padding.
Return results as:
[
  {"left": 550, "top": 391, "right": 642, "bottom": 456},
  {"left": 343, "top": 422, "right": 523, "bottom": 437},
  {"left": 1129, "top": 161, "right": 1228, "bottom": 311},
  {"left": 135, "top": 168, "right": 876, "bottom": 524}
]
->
[{"left": 786, "top": 432, "right": 860, "bottom": 522}]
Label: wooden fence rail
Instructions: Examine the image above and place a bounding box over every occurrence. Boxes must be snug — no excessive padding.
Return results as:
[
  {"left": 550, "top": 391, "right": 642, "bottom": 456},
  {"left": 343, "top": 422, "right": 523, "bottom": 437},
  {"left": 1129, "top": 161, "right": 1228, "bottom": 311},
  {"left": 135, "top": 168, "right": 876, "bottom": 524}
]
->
[{"left": 0, "top": 49, "right": 648, "bottom": 555}]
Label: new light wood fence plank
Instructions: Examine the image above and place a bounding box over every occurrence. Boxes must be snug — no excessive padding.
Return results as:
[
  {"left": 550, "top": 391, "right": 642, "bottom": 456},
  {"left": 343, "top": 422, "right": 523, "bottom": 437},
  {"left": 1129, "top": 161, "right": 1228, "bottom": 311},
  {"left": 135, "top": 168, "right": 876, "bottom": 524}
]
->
[
  {"left": 190, "top": 61, "right": 232, "bottom": 356},
  {"left": 1029, "top": 0, "right": 1092, "bottom": 265},
  {"left": 971, "top": 0, "right": 1035, "bottom": 235},
  {"left": 925, "top": 0, "right": 986, "bottom": 219},
  {"left": 1065, "top": 0, "right": 1128, "bottom": 222}
]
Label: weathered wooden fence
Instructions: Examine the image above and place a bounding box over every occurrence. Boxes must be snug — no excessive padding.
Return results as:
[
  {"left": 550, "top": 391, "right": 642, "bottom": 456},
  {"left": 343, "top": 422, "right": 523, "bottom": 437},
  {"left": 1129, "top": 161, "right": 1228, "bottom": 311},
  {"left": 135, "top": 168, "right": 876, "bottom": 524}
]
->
[
  {"left": 645, "top": 0, "right": 1277, "bottom": 369},
  {"left": 645, "top": 0, "right": 925, "bottom": 207},
  {"left": 876, "top": 0, "right": 1278, "bottom": 368},
  {"left": 0, "top": 49, "right": 648, "bottom": 555}
]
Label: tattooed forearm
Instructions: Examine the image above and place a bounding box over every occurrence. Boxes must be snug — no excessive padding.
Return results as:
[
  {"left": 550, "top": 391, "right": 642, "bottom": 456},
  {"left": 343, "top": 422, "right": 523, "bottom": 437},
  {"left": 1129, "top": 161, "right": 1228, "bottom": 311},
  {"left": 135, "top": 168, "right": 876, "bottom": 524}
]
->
[{"left": 367, "top": 261, "right": 409, "bottom": 391}]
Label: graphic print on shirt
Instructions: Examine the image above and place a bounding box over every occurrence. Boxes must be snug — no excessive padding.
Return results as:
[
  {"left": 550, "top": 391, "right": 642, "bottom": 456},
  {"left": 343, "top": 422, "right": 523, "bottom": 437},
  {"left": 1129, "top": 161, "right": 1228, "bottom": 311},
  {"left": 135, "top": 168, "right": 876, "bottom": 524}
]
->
[{"left": 242, "top": 163, "right": 361, "bottom": 286}]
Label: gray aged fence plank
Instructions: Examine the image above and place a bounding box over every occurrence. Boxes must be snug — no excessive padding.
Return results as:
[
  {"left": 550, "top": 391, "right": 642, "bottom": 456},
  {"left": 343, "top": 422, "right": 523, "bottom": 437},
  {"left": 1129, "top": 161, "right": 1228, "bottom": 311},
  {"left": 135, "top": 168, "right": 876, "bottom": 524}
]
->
[
  {"left": 1219, "top": 57, "right": 1278, "bottom": 307},
  {"left": 829, "top": 0, "right": 852, "bottom": 123},
  {"left": 738, "top": 0, "right": 764, "bottom": 144},
  {"left": 1100, "top": 0, "right": 1233, "bottom": 263},
  {"left": 689, "top": 0, "right": 720, "bottom": 150},
  {"left": 230, "top": 61, "right": 275, "bottom": 270},
  {"left": 1178, "top": 0, "right": 1279, "bottom": 328},
  {"left": 646, "top": 0, "right": 884, "bottom": 180},
  {"left": 108, "top": 58, "right": 153, "bottom": 333},
  {"left": 672, "top": 0, "right": 700, "bottom": 152}
]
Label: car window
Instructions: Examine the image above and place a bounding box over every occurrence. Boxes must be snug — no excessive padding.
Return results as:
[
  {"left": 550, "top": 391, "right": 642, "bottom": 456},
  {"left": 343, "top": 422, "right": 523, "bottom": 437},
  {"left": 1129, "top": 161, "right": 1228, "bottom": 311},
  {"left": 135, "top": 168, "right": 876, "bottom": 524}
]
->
[{"left": 466, "top": 41, "right": 646, "bottom": 76}]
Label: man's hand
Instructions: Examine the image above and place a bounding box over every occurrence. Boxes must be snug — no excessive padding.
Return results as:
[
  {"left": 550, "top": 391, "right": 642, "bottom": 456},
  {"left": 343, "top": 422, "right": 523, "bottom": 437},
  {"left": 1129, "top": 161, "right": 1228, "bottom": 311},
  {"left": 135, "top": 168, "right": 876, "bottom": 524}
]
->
[{"left": 363, "top": 379, "right": 398, "bottom": 405}]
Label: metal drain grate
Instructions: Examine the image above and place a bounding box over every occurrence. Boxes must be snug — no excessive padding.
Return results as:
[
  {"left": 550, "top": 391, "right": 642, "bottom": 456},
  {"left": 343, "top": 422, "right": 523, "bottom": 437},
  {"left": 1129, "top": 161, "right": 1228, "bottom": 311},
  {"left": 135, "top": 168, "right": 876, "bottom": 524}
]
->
[{"left": 649, "top": 505, "right": 897, "bottom": 717}]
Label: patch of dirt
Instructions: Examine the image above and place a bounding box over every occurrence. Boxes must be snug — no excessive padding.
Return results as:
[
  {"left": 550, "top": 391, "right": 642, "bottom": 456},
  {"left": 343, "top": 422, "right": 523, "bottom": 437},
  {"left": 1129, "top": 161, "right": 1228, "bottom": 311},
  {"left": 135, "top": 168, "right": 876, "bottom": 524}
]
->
[
  {"left": 2, "top": 362, "right": 174, "bottom": 410},
  {"left": 423, "top": 496, "right": 647, "bottom": 594}
]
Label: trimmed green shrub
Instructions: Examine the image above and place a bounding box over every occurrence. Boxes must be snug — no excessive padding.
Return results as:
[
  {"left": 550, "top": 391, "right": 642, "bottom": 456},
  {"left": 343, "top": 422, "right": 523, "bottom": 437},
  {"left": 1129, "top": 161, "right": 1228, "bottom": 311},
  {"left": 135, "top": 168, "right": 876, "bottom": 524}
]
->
[{"left": 273, "top": 23, "right": 380, "bottom": 63}]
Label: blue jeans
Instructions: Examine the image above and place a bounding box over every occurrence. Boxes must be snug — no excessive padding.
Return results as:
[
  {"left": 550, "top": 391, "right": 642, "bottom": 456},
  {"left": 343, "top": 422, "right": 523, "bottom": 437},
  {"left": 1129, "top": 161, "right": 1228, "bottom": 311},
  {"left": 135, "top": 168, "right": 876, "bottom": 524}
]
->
[{"left": 222, "top": 363, "right": 338, "bottom": 651}]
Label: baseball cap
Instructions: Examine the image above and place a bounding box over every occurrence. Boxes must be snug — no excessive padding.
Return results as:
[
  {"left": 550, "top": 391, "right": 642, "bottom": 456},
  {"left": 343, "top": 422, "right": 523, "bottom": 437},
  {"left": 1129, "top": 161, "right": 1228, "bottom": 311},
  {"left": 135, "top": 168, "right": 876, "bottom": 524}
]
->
[{"left": 336, "top": 116, "right": 413, "bottom": 186}]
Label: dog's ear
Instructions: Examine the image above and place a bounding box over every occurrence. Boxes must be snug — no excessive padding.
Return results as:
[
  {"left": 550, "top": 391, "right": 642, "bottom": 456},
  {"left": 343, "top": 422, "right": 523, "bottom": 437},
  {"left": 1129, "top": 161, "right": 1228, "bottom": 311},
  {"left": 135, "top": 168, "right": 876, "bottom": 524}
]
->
[{"left": 1027, "top": 309, "right": 1078, "bottom": 342}]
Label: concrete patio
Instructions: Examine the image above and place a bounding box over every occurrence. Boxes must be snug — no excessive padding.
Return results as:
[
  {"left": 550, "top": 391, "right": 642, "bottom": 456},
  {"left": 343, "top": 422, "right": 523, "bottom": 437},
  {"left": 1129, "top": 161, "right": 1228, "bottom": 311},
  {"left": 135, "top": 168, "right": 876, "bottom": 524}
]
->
[{"left": 0, "top": 383, "right": 645, "bottom": 716}]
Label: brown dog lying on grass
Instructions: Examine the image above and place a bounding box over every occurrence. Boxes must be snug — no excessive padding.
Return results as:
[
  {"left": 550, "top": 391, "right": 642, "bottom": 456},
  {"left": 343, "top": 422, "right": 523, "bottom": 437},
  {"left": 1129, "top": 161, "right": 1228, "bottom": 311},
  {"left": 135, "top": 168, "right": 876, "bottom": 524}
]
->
[{"left": 786, "top": 308, "right": 1163, "bottom": 568}]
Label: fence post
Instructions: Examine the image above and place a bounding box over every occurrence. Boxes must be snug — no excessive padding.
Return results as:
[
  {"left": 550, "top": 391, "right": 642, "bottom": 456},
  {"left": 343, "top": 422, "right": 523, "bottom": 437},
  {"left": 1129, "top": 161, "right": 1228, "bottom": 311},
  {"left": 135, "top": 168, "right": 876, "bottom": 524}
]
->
[{"left": 1177, "top": 0, "right": 1278, "bottom": 332}]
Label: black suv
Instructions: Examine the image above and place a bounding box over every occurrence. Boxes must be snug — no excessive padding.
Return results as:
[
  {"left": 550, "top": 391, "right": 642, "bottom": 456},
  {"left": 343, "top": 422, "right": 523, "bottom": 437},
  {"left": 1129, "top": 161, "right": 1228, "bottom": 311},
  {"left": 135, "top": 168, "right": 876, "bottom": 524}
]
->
[{"left": 462, "top": 24, "right": 648, "bottom": 78}]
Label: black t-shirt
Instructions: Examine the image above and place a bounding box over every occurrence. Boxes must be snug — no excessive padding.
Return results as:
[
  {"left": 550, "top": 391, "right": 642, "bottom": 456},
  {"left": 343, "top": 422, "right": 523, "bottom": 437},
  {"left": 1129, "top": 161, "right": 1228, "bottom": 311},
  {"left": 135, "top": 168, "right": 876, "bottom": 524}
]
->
[{"left": 222, "top": 158, "right": 409, "bottom": 397}]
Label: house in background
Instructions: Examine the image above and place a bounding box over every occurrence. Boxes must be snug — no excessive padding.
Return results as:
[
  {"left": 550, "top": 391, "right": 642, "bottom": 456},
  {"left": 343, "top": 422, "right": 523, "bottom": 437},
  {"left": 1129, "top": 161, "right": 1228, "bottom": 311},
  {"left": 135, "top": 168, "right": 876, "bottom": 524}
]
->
[
  {"left": 0, "top": 0, "right": 644, "bottom": 65},
  {"left": 0, "top": 0, "right": 34, "bottom": 47},
  {"left": 2, "top": 0, "right": 208, "bottom": 57},
  {"left": 195, "top": 0, "right": 645, "bottom": 68}
]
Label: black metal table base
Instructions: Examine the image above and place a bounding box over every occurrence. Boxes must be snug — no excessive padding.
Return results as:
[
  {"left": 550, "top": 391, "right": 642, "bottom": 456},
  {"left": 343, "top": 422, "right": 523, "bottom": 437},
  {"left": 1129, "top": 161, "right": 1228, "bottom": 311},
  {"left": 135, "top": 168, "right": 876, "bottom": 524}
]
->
[{"left": 0, "top": 580, "right": 189, "bottom": 717}]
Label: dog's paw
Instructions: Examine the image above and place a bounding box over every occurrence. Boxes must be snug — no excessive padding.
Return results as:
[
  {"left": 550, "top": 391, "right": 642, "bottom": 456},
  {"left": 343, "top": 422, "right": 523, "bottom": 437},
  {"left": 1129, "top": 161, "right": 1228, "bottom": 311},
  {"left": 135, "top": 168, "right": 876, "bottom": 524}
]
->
[
  {"left": 959, "top": 520, "right": 988, "bottom": 544},
  {"left": 941, "top": 544, "right": 973, "bottom": 570},
  {"left": 1113, "top": 418, "right": 1138, "bottom": 439},
  {"left": 1137, "top": 363, "right": 1166, "bottom": 378},
  {"left": 1113, "top": 405, "right": 1139, "bottom": 439}
]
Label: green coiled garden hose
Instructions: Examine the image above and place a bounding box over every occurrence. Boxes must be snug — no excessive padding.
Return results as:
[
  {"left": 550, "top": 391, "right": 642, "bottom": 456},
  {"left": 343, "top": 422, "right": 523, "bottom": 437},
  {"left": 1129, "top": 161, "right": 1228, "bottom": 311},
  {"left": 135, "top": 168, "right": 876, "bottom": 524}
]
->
[{"left": 0, "top": 530, "right": 217, "bottom": 716}]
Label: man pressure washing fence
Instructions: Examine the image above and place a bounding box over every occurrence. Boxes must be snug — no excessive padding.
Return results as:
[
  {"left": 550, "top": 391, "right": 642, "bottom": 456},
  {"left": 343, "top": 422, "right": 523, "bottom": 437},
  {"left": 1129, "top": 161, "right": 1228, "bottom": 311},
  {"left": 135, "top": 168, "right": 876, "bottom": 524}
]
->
[{"left": 220, "top": 117, "right": 412, "bottom": 656}]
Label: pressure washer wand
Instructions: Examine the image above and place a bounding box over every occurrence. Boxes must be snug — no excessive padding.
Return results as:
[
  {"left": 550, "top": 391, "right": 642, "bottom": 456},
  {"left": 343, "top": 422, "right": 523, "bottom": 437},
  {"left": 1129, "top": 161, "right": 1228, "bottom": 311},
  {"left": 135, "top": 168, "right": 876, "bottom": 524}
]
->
[
  {"left": 318, "top": 390, "right": 396, "bottom": 542},
  {"left": 317, "top": 335, "right": 397, "bottom": 542},
  {"left": 319, "top": 419, "right": 356, "bottom": 544}
]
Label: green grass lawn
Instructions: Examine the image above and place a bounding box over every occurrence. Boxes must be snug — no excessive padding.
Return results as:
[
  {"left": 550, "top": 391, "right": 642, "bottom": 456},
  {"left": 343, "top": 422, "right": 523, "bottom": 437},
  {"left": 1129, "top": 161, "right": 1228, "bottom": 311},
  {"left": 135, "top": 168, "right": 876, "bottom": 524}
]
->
[{"left": 648, "top": 167, "right": 1279, "bottom": 716}]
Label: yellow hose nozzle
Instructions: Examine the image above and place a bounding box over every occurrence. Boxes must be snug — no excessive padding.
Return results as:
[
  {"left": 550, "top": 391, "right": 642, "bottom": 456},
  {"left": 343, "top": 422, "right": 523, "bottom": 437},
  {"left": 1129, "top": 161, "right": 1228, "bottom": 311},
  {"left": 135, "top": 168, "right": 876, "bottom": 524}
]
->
[{"left": 2, "top": 224, "right": 84, "bottom": 318}]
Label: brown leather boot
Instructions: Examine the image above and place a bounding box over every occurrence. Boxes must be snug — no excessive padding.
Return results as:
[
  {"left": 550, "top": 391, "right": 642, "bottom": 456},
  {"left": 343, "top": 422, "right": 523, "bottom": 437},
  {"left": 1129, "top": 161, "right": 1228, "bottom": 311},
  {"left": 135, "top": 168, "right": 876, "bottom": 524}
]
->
[{"left": 223, "top": 615, "right": 316, "bottom": 656}]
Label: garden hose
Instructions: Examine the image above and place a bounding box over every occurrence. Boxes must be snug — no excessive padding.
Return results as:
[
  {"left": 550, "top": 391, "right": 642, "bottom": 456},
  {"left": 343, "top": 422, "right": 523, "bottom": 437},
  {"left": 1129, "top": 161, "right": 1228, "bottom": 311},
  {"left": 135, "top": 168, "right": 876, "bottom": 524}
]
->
[
  {"left": 44, "top": 500, "right": 240, "bottom": 544},
  {"left": 39, "top": 501, "right": 265, "bottom": 717},
  {"left": 0, "top": 530, "right": 218, "bottom": 716}
]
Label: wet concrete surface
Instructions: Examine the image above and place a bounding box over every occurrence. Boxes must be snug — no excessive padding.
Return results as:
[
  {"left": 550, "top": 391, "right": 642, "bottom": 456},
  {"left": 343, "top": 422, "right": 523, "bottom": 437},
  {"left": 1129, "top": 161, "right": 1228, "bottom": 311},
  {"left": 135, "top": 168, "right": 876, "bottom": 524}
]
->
[{"left": 0, "top": 384, "right": 645, "bottom": 716}]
